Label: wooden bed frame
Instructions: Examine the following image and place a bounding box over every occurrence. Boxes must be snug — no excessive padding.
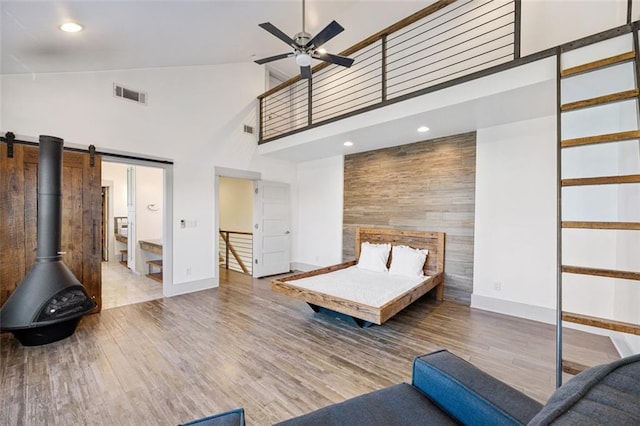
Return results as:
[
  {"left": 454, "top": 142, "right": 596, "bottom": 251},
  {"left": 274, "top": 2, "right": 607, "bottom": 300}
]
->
[{"left": 271, "top": 227, "right": 445, "bottom": 327}]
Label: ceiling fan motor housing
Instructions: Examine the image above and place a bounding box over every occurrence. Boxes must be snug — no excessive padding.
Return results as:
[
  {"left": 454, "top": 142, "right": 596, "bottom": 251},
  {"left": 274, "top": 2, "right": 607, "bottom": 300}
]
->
[{"left": 294, "top": 32, "right": 312, "bottom": 50}]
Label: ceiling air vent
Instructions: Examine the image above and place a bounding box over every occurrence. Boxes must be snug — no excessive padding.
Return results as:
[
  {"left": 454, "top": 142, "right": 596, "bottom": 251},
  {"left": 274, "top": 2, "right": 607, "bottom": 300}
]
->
[
  {"left": 113, "top": 84, "right": 147, "bottom": 105},
  {"left": 243, "top": 124, "right": 254, "bottom": 135}
]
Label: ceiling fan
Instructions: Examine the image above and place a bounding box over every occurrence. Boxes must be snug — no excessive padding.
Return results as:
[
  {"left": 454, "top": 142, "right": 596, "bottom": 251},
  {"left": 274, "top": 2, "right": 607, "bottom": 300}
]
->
[{"left": 254, "top": 0, "right": 355, "bottom": 79}]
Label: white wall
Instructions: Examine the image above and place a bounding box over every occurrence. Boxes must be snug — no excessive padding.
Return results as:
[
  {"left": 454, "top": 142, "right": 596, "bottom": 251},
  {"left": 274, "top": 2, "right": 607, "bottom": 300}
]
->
[
  {"left": 219, "top": 177, "right": 253, "bottom": 233},
  {"left": 1, "top": 62, "right": 297, "bottom": 297},
  {"left": 472, "top": 116, "right": 558, "bottom": 316},
  {"left": 521, "top": 0, "right": 636, "bottom": 57},
  {"left": 295, "top": 155, "right": 344, "bottom": 270}
]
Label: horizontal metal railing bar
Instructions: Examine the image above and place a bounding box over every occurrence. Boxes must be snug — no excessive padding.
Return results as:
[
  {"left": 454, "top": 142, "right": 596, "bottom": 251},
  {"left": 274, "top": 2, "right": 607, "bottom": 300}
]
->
[
  {"left": 388, "top": 0, "right": 481, "bottom": 44},
  {"left": 317, "top": 94, "right": 380, "bottom": 121},
  {"left": 312, "top": 42, "right": 382, "bottom": 81},
  {"left": 258, "top": 0, "right": 457, "bottom": 99},
  {"left": 311, "top": 58, "right": 381, "bottom": 96},
  {"left": 259, "top": 13, "right": 640, "bottom": 144},
  {"left": 262, "top": 108, "right": 305, "bottom": 128},
  {"left": 389, "top": 22, "right": 513, "bottom": 73},
  {"left": 387, "top": 53, "right": 513, "bottom": 97},
  {"left": 313, "top": 92, "right": 382, "bottom": 122},
  {"left": 387, "top": 33, "right": 513, "bottom": 81},
  {"left": 387, "top": 20, "right": 513, "bottom": 73},
  {"left": 263, "top": 101, "right": 308, "bottom": 125},
  {"left": 387, "top": 2, "right": 513, "bottom": 60},
  {"left": 263, "top": 84, "right": 307, "bottom": 108},
  {"left": 259, "top": 45, "right": 557, "bottom": 144},
  {"left": 264, "top": 80, "right": 308, "bottom": 101},
  {"left": 262, "top": 95, "right": 308, "bottom": 119},
  {"left": 312, "top": 69, "right": 382, "bottom": 108},
  {"left": 387, "top": 43, "right": 513, "bottom": 91},
  {"left": 313, "top": 79, "right": 382, "bottom": 112}
]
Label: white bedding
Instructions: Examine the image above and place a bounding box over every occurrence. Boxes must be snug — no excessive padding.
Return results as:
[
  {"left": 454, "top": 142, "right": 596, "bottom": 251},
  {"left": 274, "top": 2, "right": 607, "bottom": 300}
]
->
[{"left": 289, "top": 266, "right": 429, "bottom": 308}]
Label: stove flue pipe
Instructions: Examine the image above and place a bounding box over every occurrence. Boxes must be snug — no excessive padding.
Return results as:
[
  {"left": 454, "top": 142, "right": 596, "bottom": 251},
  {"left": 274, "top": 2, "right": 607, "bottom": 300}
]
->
[{"left": 37, "top": 135, "right": 64, "bottom": 261}]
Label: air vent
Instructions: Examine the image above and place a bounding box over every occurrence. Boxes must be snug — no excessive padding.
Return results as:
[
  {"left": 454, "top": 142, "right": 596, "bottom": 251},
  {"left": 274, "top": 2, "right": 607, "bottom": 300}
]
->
[
  {"left": 243, "top": 124, "right": 254, "bottom": 135},
  {"left": 113, "top": 84, "right": 147, "bottom": 105}
]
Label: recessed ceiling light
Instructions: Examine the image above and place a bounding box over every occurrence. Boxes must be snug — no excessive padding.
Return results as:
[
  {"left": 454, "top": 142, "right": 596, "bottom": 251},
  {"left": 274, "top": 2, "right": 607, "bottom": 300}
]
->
[
  {"left": 60, "top": 22, "right": 83, "bottom": 33},
  {"left": 417, "top": 126, "right": 430, "bottom": 133},
  {"left": 318, "top": 48, "right": 327, "bottom": 54},
  {"left": 343, "top": 141, "right": 353, "bottom": 147}
]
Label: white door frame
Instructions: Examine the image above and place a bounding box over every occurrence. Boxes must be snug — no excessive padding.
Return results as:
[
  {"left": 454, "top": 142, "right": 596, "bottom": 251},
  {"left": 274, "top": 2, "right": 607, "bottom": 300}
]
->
[{"left": 214, "top": 167, "right": 261, "bottom": 281}]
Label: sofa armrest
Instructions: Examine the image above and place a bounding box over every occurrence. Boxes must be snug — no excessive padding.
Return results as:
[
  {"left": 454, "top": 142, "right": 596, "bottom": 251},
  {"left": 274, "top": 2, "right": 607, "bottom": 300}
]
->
[{"left": 412, "top": 350, "right": 542, "bottom": 426}]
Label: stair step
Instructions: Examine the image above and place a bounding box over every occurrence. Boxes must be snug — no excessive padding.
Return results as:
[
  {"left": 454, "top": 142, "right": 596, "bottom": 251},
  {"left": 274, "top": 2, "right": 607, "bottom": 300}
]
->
[
  {"left": 561, "top": 51, "right": 636, "bottom": 77},
  {"left": 561, "top": 89, "right": 639, "bottom": 112},
  {"left": 562, "top": 311, "right": 640, "bottom": 335},
  {"left": 561, "top": 130, "right": 640, "bottom": 148},
  {"left": 561, "top": 359, "right": 590, "bottom": 375},
  {"left": 562, "top": 265, "right": 640, "bottom": 281},
  {"left": 562, "top": 174, "right": 640, "bottom": 186},
  {"left": 562, "top": 221, "right": 640, "bottom": 230}
]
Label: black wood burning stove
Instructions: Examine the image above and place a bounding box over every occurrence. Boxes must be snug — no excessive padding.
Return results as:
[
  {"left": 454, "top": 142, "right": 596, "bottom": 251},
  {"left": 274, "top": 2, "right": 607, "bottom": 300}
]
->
[{"left": 0, "top": 135, "right": 96, "bottom": 346}]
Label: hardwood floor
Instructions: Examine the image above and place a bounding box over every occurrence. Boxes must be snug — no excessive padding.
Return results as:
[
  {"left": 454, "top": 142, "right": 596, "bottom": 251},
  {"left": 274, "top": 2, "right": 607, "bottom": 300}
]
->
[{"left": 0, "top": 269, "right": 619, "bottom": 425}]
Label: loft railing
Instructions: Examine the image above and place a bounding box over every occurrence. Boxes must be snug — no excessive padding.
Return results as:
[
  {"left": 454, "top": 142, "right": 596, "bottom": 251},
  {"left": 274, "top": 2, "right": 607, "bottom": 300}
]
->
[
  {"left": 219, "top": 230, "right": 253, "bottom": 275},
  {"left": 258, "top": 0, "right": 521, "bottom": 143}
]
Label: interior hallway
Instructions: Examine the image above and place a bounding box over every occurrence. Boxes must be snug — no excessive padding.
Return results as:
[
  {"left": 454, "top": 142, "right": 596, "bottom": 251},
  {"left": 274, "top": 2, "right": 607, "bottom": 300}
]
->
[{"left": 101, "top": 260, "right": 163, "bottom": 310}]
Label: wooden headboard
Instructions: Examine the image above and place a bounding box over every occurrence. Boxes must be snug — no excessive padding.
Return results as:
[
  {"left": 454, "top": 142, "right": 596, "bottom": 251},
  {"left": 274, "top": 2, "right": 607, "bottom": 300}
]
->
[{"left": 355, "top": 227, "right": 445, "bottom": 277}]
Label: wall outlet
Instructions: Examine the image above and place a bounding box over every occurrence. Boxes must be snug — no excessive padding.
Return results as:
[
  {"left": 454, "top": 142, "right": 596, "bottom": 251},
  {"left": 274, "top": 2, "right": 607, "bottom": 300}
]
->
[
  {"left": 186, "top": 267, "right": 192, "bottom": 276},
  {"left": 493, "top": 282, "right": 502, "bottom": 291}
]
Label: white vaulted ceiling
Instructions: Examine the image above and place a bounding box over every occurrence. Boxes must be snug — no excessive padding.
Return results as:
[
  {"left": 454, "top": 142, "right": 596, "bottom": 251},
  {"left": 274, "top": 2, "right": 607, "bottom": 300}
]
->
[{"left": 0, "top": 0, "right": 429, "bottom": 76}]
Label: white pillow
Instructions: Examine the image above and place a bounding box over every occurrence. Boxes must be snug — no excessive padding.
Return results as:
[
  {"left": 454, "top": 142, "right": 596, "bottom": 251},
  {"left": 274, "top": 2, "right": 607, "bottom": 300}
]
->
[
  {"left": 357, "top": 242, "right": 391, "bottom": 272},
  {"left": 389, "top": 245, "right": 428, "bottom": 278}
]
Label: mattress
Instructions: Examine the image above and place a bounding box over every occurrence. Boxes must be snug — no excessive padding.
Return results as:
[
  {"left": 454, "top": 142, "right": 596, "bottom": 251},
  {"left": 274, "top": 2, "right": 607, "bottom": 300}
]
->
[{"left": 288, "top": 266, "right": 429, "bottom": 308}]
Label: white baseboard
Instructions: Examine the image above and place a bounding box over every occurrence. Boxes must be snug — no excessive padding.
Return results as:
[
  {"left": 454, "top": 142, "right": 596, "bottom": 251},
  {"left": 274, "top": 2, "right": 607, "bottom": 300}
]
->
[
  {"left": 471, "top": 294, "right": 556, "bottom": 324},
  {"left": 290, "top": 262, "right": 320, "bottom": 272},
  {"left": 165, "top": 276, "right": 218, "bottom": 297},
  {"left": 471, "top": 294, "right": 632, "bottom": 357}
]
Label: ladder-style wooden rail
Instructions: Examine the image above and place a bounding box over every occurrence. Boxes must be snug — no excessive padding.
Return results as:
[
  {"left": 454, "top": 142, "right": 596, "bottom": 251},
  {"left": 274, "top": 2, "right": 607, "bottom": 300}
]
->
[
  {"left": 561, "top": 89, "right": 639, "bottom": 111},
  {"left": 560, "top": 51, "right": 636, "bottom": 77},
  {"left": 563, "top": 312, "right": 640, "bottom": 335},
  {"left": 561, "top": 174, "right": 640, "bottom": 186},
  {"left": 561, "top": 130, "right": 640, "bottom": 148},
  {"left": 562, "top": 265, "right": 640, "bottom": 281},
  {"left": 562, "top": 221, "right": 640, "bottom": 230}
]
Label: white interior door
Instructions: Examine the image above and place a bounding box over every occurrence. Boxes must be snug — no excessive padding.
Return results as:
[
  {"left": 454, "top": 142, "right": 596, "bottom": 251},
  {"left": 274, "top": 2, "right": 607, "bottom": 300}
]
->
[{"left": 253, "top": 180, "right": 291, "bottom": 278}]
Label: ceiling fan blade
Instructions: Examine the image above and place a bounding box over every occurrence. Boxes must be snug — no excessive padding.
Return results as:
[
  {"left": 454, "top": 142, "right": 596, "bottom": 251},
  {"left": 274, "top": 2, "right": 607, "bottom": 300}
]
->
[
  {"left": 300, "top": 65, "right": 312, "bottom": 79},
  {"left": 259, "top": 22, "right": 296, "bottom": 47},
  {"left": 312, "top": 52, "right": 354, "bottom": 68},
  {"left": 254, "top": 52, "right": 294, "bottom": 65},
  {"left": 306, "top": 20, "right": 344, "bottom": 49}
]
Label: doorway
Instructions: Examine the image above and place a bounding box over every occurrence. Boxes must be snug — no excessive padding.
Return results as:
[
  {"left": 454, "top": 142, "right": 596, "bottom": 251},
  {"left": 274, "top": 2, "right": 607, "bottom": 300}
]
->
[{"left": 101, "top": 161, "right": 166, "bottom": 309}]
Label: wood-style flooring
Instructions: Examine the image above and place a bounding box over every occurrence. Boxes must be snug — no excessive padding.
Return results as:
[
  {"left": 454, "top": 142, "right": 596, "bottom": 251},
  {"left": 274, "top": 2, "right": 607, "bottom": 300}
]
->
[{"left": 0, "top": 269, "right": 619, "bottom": 425}]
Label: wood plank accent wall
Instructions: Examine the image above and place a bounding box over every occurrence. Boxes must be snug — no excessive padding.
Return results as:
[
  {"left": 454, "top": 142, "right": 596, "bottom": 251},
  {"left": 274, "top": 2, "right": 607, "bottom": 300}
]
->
[
  {"left": 343, "top": 132, "right": 476, "bottom": 304},
  {"left": 0, "top": 142, "right": 103, "bottom": 312}
]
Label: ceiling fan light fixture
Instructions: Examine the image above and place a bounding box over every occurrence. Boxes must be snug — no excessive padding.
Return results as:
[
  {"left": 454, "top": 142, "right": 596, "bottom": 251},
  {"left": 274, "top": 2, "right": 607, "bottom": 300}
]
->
[{"left": 295, "top": 53, "right": 312, "bottom": 67}]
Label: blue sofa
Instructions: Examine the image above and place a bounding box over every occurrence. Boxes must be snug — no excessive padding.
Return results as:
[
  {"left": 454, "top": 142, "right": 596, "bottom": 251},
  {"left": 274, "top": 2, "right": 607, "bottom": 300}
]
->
[{"left": 184, "top": 349, "right": 640, "bottom": 425}]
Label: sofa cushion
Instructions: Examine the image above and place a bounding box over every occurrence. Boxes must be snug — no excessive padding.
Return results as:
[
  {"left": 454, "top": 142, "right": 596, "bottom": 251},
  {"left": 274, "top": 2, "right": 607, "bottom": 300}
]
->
[
  {"left": 528, "top": 354, "right": 640, "bottom": 425},
  {"left": 412, "top": 349, "right": 543, "bottom": 425},
  {"left": 275, "top": 383, "right": 458, "bottom": 426},
  {"left": 180, "top": 408, "right": 244, "bottom": 426}
]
